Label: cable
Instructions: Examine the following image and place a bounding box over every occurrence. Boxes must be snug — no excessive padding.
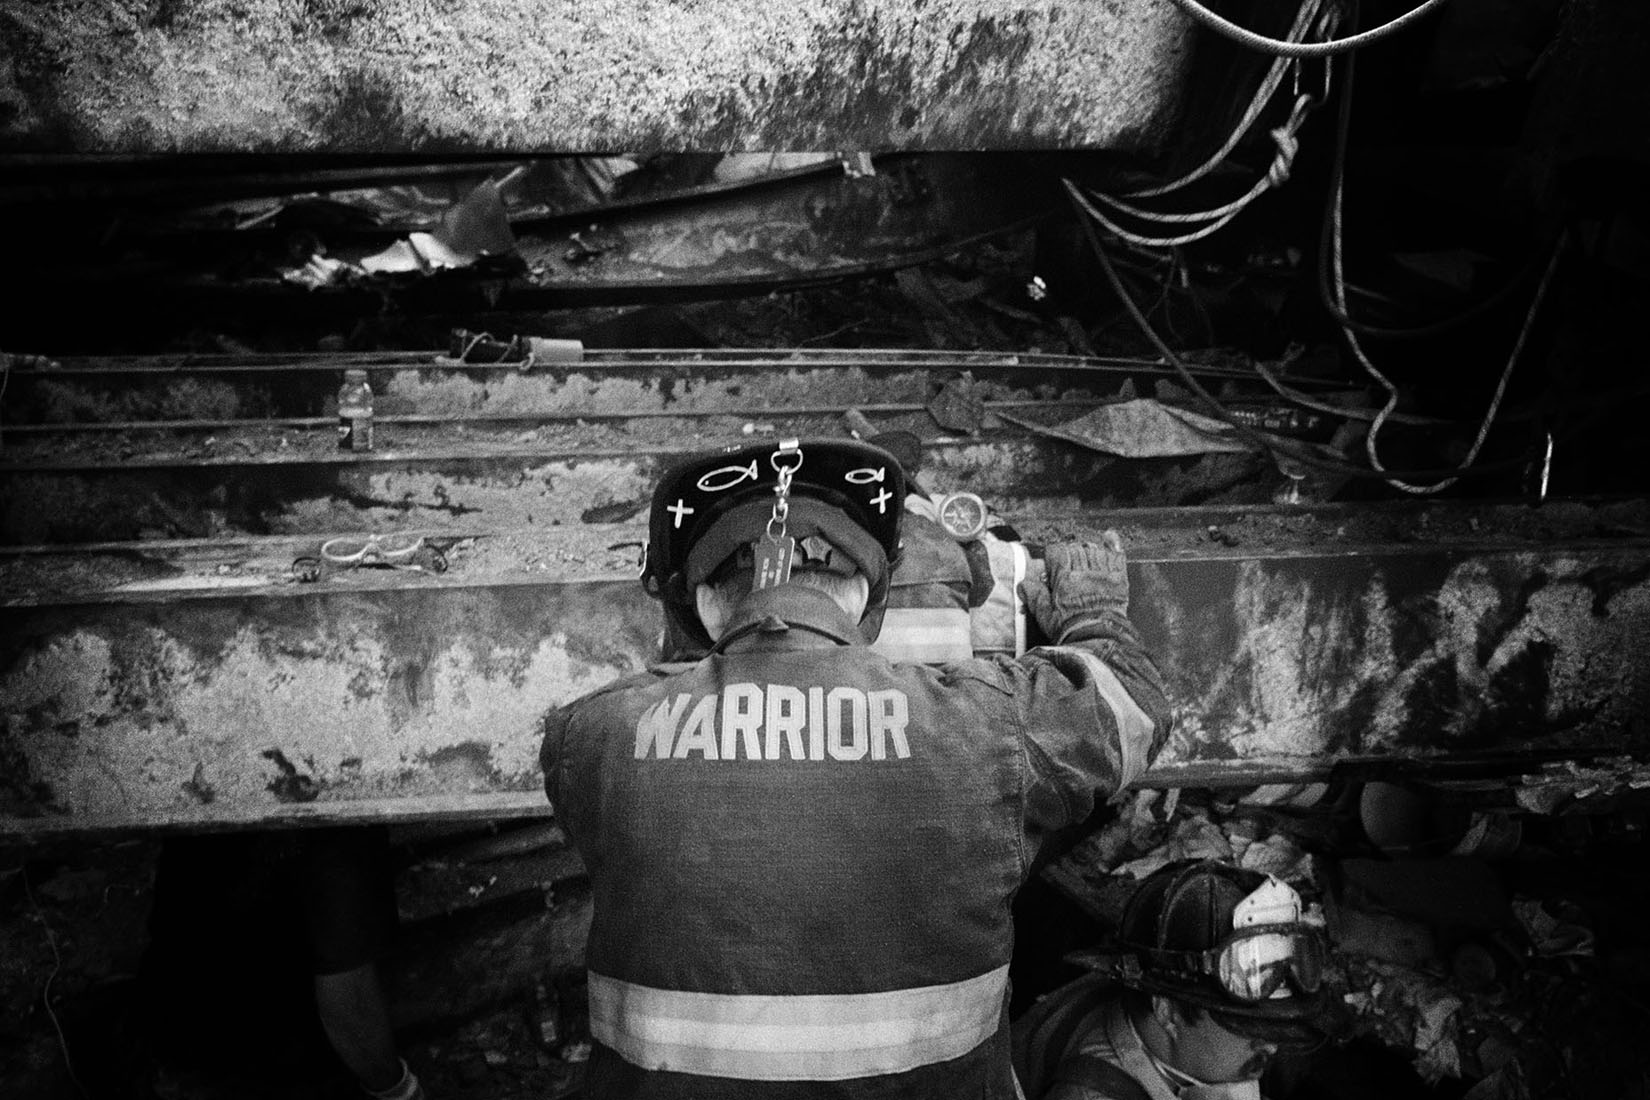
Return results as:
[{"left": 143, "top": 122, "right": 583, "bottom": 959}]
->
[
  {"left": 1125, "top": 0, "right": 1332, "bottom": 199},
  {"left": 22, "top": 868, "right": 89, "bottom": 1099},
  {"left": 1354, "top": 234, "right": 1562, "bottom": 493},
  {"left": 1538, "top": 430, "right": 1553, "bottom": 503},
  {"left": 1324, "top": 45, "right": 1567, "bottom": 493},
  {"left": 1065, "top": 180, "right": 1283, "bottom": 452},
  {"left": 1077, "top": 14, "right": 1334, "bottom": 251},
  {"left": 1316, "top": 228, "right": 1553, "bottom": 341},
  {"left": 1071, "top": 94, "right": 1317, "bottom": 248},
  {"left": 1093, "top": 94, "right": 1314, "bottom": 223},
  {"left": 1149, "top": 252, "right": 1190, "bottom": 341},
  {"left": 1069, "top": 181, "right": 1256, "bottom": 250},
  {"left": 1096, "top": 171, "right": 1275, "bottom": 226},
  {"left": 1250, "top": 355, "right": 1448, "bottom": 425},
  {"left": 1166, "top": 0, "right": 1455, "bottom": 58},
  {"left": 1064, "top": 178, "right": 1533, "bottom": 484}
]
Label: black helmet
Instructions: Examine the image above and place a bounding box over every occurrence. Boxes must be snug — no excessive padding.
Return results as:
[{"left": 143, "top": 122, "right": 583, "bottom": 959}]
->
[
  {"left": 641, "top": 437, "right": 906, "bottom": 652},
  {"left": 1076, "top": 860, "right": 1333, "bottom": 1047}
]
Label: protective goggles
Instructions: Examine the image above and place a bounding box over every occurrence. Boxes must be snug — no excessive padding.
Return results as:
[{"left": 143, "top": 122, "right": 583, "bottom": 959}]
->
[
  {"left": 1145, "top": 924, "right": 1326, "bottom": 1003},
  {"left": 321, "top": 533, "right": 426, "bottom": 566}
]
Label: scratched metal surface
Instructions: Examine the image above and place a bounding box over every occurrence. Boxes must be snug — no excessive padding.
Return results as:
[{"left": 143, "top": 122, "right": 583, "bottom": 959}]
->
[{"left": 4, "top": 541, "right": 1648, "bottom": 834}]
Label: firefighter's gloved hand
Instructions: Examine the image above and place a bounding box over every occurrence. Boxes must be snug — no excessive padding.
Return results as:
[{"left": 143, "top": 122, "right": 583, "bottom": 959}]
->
[{"left": 1020, "top": 534, "right": 1129, "bottom": 644}]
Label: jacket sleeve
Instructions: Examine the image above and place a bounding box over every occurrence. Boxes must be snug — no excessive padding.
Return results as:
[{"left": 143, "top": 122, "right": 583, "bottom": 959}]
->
[
  {"left": 540, "top": 703, "right": 573, "bottom": 814},
  {"left": 1007, "top": 611, "right": 1172, "bottom": 834}
]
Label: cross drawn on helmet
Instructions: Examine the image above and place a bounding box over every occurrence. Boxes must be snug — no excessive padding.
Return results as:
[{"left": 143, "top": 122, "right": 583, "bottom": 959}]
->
[
  {"left": 640, "top": 436, "right": 908, "bottom": 609},
  {"left": 845, "top": 465, "right": 893, "bottom": 513}
]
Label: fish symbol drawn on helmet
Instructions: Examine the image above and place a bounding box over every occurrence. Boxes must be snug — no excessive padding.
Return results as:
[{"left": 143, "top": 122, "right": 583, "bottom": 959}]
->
[{"left": 697, "top": 460, "right": 761, "bottom": 493}]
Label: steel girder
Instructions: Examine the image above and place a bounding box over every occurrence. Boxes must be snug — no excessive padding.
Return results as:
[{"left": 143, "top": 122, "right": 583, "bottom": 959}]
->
[{"left": 4, "top": 529, "right": 1648, "bottom": 836}]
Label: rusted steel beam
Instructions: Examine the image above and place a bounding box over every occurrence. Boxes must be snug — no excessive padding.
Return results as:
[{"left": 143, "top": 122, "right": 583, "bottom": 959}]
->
[
  {"left": 0, "top": 579, "right": 650, "bottom": 836},
  {"left": 5, "top": 497, "right": 1643, "bottom": 605},
  {"left": 4, "top": 521, "right": 1648, "bottom": 836},
  {"left": 8, "top": 497, "right": 1643, "bottom": 605},
  {"left": 38, "top": 349, "right": 1234, "bottom": 372},
  {"left": 40, "top": 349, "right": 1185, "bottom": 368},
  {"left": 0, "top": 529, "right": 653, "bottom": 606},
  {"left": 0, "top": 440, "right": 1275, "bottom": 544},
  {"left": 2, "top": 348, "right": 1286, "bottom": 426},
  {"left": 5, "top": 402, "right": 1094, "bottom": 441},
  {"left": 1129, "top": 546, "right": 1650, "bottom": 769}
]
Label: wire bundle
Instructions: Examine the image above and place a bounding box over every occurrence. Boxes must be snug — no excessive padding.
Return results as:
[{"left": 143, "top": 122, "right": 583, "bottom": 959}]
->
[
  {"left": 1064, "top": 0, "right": 1568, "bottom": 493},
  {"left": 1068, "top": 0, "right": 1339, "bottom": 250}
]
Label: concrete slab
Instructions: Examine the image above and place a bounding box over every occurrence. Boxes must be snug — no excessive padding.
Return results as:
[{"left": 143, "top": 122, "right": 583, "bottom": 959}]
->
[{"left": 2, "top": 1, "right": 1193, "bottom": 151}]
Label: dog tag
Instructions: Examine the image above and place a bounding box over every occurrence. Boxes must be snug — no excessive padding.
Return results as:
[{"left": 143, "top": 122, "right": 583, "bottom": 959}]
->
[{"left": 752, "top": 534, "right": 795, "bottom": 590}]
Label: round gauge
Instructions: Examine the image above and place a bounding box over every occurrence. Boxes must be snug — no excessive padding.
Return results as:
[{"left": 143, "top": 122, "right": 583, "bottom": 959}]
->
[{"left": 935, "top": 492, "right": 989, "bottom": 540}]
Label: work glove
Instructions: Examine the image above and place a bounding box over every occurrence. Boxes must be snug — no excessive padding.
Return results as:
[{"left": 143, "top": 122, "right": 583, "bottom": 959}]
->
[{"left": 1020, "top": 533, "right": 1130, "bottom": 645}]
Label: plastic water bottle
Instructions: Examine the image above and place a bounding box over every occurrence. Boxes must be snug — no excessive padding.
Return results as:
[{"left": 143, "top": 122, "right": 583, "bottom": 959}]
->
[{"left": 337, "top": 369, "right": 374, "bottom": 451}]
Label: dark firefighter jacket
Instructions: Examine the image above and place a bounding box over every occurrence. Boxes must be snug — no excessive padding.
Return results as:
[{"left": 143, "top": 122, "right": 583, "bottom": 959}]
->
[{"left": 541, "top": 583, "right": 1172, "bottom": 1099}]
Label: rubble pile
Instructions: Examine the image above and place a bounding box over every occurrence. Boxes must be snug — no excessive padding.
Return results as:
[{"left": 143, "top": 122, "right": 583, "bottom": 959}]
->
[{"left": 1044, "top": 782, "right": 1650, "bottom": 1098}]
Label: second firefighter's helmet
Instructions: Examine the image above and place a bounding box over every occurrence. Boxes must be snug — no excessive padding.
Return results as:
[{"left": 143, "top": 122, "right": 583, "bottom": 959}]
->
[{"left": 1079, "top": 860, "right": 1334, "bottom": 1048}]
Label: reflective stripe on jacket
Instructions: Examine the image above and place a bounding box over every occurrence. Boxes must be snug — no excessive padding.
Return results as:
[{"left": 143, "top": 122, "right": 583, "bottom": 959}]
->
[
  {"left": 875, "top": 495, "right": 1027, "bottom": 664},
  {"left": 588, "top": 965, "right": 1008, "bottom": 1080},
  {"left": 542, "top": 585, "right": 1171, "bottom": 1099},
  {"left": 874, "top": 496, "right": 977, "bottom": 664}
]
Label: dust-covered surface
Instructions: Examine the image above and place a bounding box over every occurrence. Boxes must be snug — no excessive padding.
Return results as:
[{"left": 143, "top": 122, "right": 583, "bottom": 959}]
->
[
  {"left": 2, "top": 142, "right": 1649, "bottom": 1099},
  {"left": 1, "top": 412, "right": 867, "bottom": 465},
  {"left": 4, "top": 363, "right": 1097, "bottom": 431},
  {"left": 5, "top": 496, "right": 1650, "bottom": 602},
  {"left": 0, "top": 527, "right": 652, "bottom": 603},
  {"left": 1, "top": 0, "right": 1192, "bottom": 151},
  {"left": 0, "top": 428, "right": 1295, "bottom": 547},
  {"left": 0, "top": 580, "right": 658, "bottom": 826}
]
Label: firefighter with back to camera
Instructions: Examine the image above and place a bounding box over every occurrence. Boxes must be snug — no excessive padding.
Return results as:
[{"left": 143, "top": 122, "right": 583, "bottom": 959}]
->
[{"left": 539, "top": 436, "right": 1174, "bottom": 1098}]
